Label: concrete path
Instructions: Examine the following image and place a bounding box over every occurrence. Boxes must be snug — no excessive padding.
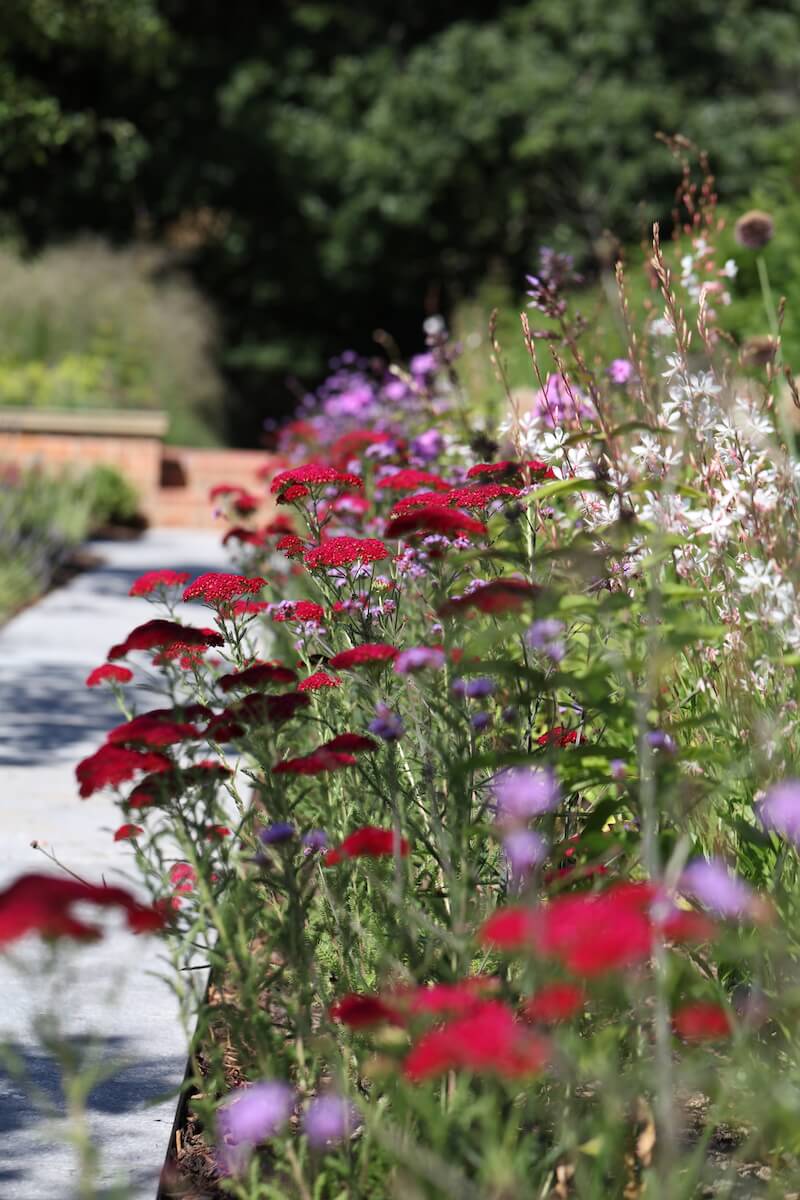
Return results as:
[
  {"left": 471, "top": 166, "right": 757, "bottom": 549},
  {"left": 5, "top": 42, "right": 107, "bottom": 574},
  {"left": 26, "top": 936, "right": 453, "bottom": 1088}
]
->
[{"left": 0, "top": 530, "right": 230, "bottom": 1200}]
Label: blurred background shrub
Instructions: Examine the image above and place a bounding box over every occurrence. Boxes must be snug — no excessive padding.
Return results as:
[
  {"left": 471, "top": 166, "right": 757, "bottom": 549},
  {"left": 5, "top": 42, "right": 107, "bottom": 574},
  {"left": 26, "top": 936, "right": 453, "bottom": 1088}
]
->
[
  {"left": 1, "top": 0, "right": 799, "bottom": 442},
  {"left": 0, "top": 241, "right": 225, "bottom": 445},
  {"left": 0, "top": 463, "right": 141, "bottom": 623}
]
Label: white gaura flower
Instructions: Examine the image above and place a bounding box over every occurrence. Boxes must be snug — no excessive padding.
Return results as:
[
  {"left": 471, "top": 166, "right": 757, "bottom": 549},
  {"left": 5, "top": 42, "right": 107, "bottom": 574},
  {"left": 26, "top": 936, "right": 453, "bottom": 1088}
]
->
[
  {"left": 738, "top": 557, "right": 783, "bottom": 597},
  {"left": 722, "top": 258, "right": 738, "bottom": 279},
  {"left": 692, "top": 506, "right": 734, "bottom": 544},
  {"left": 753, "top": 486, "right": 779, "bottom": 514}
]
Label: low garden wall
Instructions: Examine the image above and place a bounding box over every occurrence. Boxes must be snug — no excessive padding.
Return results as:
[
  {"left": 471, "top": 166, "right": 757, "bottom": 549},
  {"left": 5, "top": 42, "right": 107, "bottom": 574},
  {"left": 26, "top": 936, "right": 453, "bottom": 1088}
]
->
[{"left": 0, "top": 408, "right": 273, "bottom": 527}]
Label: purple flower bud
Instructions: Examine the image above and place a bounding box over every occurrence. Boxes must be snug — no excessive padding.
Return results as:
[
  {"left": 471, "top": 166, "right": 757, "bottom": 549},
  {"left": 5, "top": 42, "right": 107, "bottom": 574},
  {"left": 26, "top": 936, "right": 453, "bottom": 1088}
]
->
[
  {"left": 368, "top": 703, "right": 404, "bottom": 741},
  {"left": 304, "top": 1094, "right": 358, "bottom": 1149},
  {"left": 610, "top": 759, "right": 627, "bottom": 781},
  {"left": 411, "top": 429, "right": 444, "bottom": 461},
  {"left": 492, "top": 766, "right": 559, "bottom": 826},
  {"left": 471, "top": 711, "right": 492, "bottom": 732},
  {"left": 760, "top": 779, "right": 800, "bottom": 844},
  {"left": 259, "top": 822, "right": 296, "bottom": 845},
  {"left": 302, "top": 829, "right": 329, "bottom": 852},
  {"left": 503, "top": 830, "right": 547, "bottom": 880},
  {"left": 646, "top": 730, "right": 676, "bottom": 754},
  {"left": 679, "top": 858, "right": 754, "bottom": 919}
]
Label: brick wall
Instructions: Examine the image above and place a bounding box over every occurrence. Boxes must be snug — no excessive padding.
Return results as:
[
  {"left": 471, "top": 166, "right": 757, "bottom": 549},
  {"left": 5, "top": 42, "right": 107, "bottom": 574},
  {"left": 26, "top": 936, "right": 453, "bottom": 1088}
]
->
[{"left": 0, "top": 419, "right": 276, "bottom": 529}]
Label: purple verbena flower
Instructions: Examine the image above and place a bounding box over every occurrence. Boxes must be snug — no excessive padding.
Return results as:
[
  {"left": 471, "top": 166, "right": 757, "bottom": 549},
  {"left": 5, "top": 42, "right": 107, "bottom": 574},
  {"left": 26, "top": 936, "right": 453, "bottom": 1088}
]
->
[
  {"left": 259, "top": 822, "right": 296, "bottom": 845},
  {"left": 464, "top": 676, "right": 495, "bottom": 699},
  {"left": 304, "top": 1094, "right": 358, "bottom": 1149},
  {"left": 525, "top": 619, "right": 566, "bottom": 663},
  {"left": 646, "top": 730, "right": 677, "bottom": 754},
  {"left": 760, "top": 779, "right": 800, "bottom": 844},
  {"left": 368, "top": 703, "right": 404, "bottom": 741},
  {"left": 679, "top": 858, "right": 754, "bottom": 919},
  {"left": 503, "top": 829, "right": 547, "bottom": 881},
  {"left": 411, "top": 429, "right": 444, "bottom": 462},
  {"left": 302, "top": 829, "right": 329, "bottom": 852},
  {"left": 492, "top": 766, "right": 559, "bottom": 826},
  {"left": 471, "top": 711, "right": 492, "bottom": 732},
  {"left": 394, "top": 646, "right": 446, "bottom": 674},
  {"left": 217, "top": 1082, "right": 294, "bottom": 1172}
]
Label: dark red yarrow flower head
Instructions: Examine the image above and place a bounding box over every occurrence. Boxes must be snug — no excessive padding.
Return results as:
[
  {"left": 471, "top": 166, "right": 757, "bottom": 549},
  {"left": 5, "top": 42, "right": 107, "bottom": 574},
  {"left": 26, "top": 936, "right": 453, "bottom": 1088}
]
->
[
  {"left": 271, "top": 600, "right": 325, "bottom": 624},
  {"left": 76, "top": 745, "right": 172, "bottom": 799},
  {"left": 218, "top": 662, "right": 298, "bottom": 693},
  {"left": 537, "top": 726, "right": 578, "bottom": 748},
  {"left": 329, "top": 993, "right": 402, "bottom": 1028},
  {"left": 439, "top": 578, "right": 540, "bottom": 617},
  {"left": 129, "top": 570, "right": 190, "bottom": 597},
  {"left": 324, "top": 826, "right": 410, "bottom": 866},
  {"left": 320, "top": 732, "right": 378, "bottom": 754},
  {"left": 229, "top": 690, "right": 310, "bottom": 725},
  {"left": 0, "top": 872, "right": 164, "bottom": 945},
  {"left": 108, "top": 620, "right": 224, "bottom": 660},
  {"left": 330, "top": 429, "right": 394, "bottom": 468},
  {"left": 272, "top": 749, "right": 357, "bottom": 775},
  {"left": 329, "top": 643, "right": 398, "bottom": 670},
  {"left": 303, "top": 537, "right": 389, "bottom": 569},
  {"left": 467, "top": 460, "right": 556, "bottom": 482},
  {"left": 85, "top": 664, "right": 133, "bottom": 688},
  {"left": 222, "top": 526, "right": 269, "bottom": 547},
  {"left": 106, "top": 711, "right": 201, "bottom": 748},
  {"left": 182, "top": 573, "right": 266, "bottom": 605},
  {"left": 385, "top": 505, "right": 487, "bottom": 540}
]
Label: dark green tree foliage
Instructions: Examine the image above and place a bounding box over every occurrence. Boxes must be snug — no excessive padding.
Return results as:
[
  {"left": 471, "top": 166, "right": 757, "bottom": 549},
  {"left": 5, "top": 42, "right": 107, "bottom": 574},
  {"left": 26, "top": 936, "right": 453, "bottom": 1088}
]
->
[{"left": 2, "top": 0, "right": 800, "bottom": 440}]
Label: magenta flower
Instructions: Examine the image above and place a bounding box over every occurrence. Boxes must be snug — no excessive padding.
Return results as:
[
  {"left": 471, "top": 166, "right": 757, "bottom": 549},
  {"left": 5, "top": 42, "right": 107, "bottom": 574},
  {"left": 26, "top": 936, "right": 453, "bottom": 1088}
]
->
[
  {"left": 679, "top": 858, "right": 754, "bottom": 919},
  {"left": 760, "top": 779, "right": 800, "bottom": 844},
  {"left": 608, "top": 358, "right": 634, "bottom": 384},
  {"left": 304, "top": 1094, "right": 358, "bottom": 1149},
  {"left": 492, "top": 766, "right": 559, "bottom": 826}
]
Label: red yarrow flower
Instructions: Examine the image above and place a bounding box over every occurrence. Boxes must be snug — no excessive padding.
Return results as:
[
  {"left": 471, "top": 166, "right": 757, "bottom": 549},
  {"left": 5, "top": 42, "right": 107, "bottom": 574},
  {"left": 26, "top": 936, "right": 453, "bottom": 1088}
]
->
[
  {"left": 205, "top": 824, "right": 232, "bottom": 840},
  {"left": 114, "top": 823, "right": 144, "bottom": 842},
  {"left": 276, "top": 535, "right": 306, "bottom": 558},
  {"left": 0, "top": 872, "right": 164, "bottom": 944},
  {"left": 403, "top": 1001, "right": 550, "bottom": 1082},
  {"left": 85, "top": 664, "right": 133, "bottom": 688},
  {"left": 303, "top": 537, "right": 389, "bottom": 569},
  {"left": 330, "top": 429, "right": 394, "bottom": 467},
  {"left": 126, "top": 761, "right": 231, "bottom": 809},
  {"left": 272, "top": 749, "right": 357, "bottom": 775},
  {"left": 324, "top": 826, "right": 409, "bottom": 866},
  {"left": 218, "top": 662, "right": 298, "bottom": 693},
  {"left": 377, "top": 468, "right": 451, "bottom": 492},
  {"left": 271, "top": 600, "right": 325, "bottom": 624},
  {"left": 521, "top": 983, "right": 586, "bottom": 1024},
  {"left": 76, "top": 745, "right": 172, "bottom": 799},
  {"left": 673, "top": 1002, "right": 732, "bottom": 1041},
  {"left": 320, "top": 732, "right": 378, "bottom": 754},
  {"left": 108, "top": 620, "right": 224, "bottom": 660},
  {"left": 391, "top": 483, "right": 520, "bottom": 514},
  {"left": 106, "top": 710, "right": 202, "bottom": 748},
  {"left": 228, "top": 690, "right": 310, "bottom": 725},
  {"left": 538, "top": 726, "right": 578, "bottom": 748},
  {"left": 479, "top": 883, "right": 715, "bottom": 977},
  {"left": 182, "top": 573, "right": 265, "bottom": 605},
  {"left": 129, "top": 570, "right": 190, "bottom": 597},
  {"left": 401, "top": 977, "right": 498, "bottom": 1018},
  {"left": 329, "top": 643, "right": 398, "bottom": 670},
  {"left": 298, "top": 671, "right": 342, "bottom": 692},
  {"left": 222, "top": 526, "right": 269, "bottom": 547},
  {"left": 385, "top": 505, "right": 488, "bottom": 539},
  {"left": 439, "top": 578, "right": 540, "bottom": 616},
  {"left": 270, "top": 463, "right": 363, "bottom": 497},
  {"left": 467, "top": 460, "right": 556, "bottom": 482},
  {"left": 330, "top": 993, "right": 402, "bottom": 1028}
]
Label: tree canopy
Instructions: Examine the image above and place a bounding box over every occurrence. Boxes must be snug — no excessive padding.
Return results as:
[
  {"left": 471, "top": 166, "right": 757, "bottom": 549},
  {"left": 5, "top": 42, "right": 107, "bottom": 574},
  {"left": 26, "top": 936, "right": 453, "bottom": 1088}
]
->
[{"left": 2, "top": 0, "right": 799, "bottom": 440}]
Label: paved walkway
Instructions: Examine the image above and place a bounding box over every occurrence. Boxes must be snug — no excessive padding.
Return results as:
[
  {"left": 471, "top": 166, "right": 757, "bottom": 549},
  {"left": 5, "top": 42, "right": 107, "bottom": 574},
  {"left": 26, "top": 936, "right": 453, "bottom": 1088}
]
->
[{"left": 0, "top": 530, "right": 229, "bottom": 1200}]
